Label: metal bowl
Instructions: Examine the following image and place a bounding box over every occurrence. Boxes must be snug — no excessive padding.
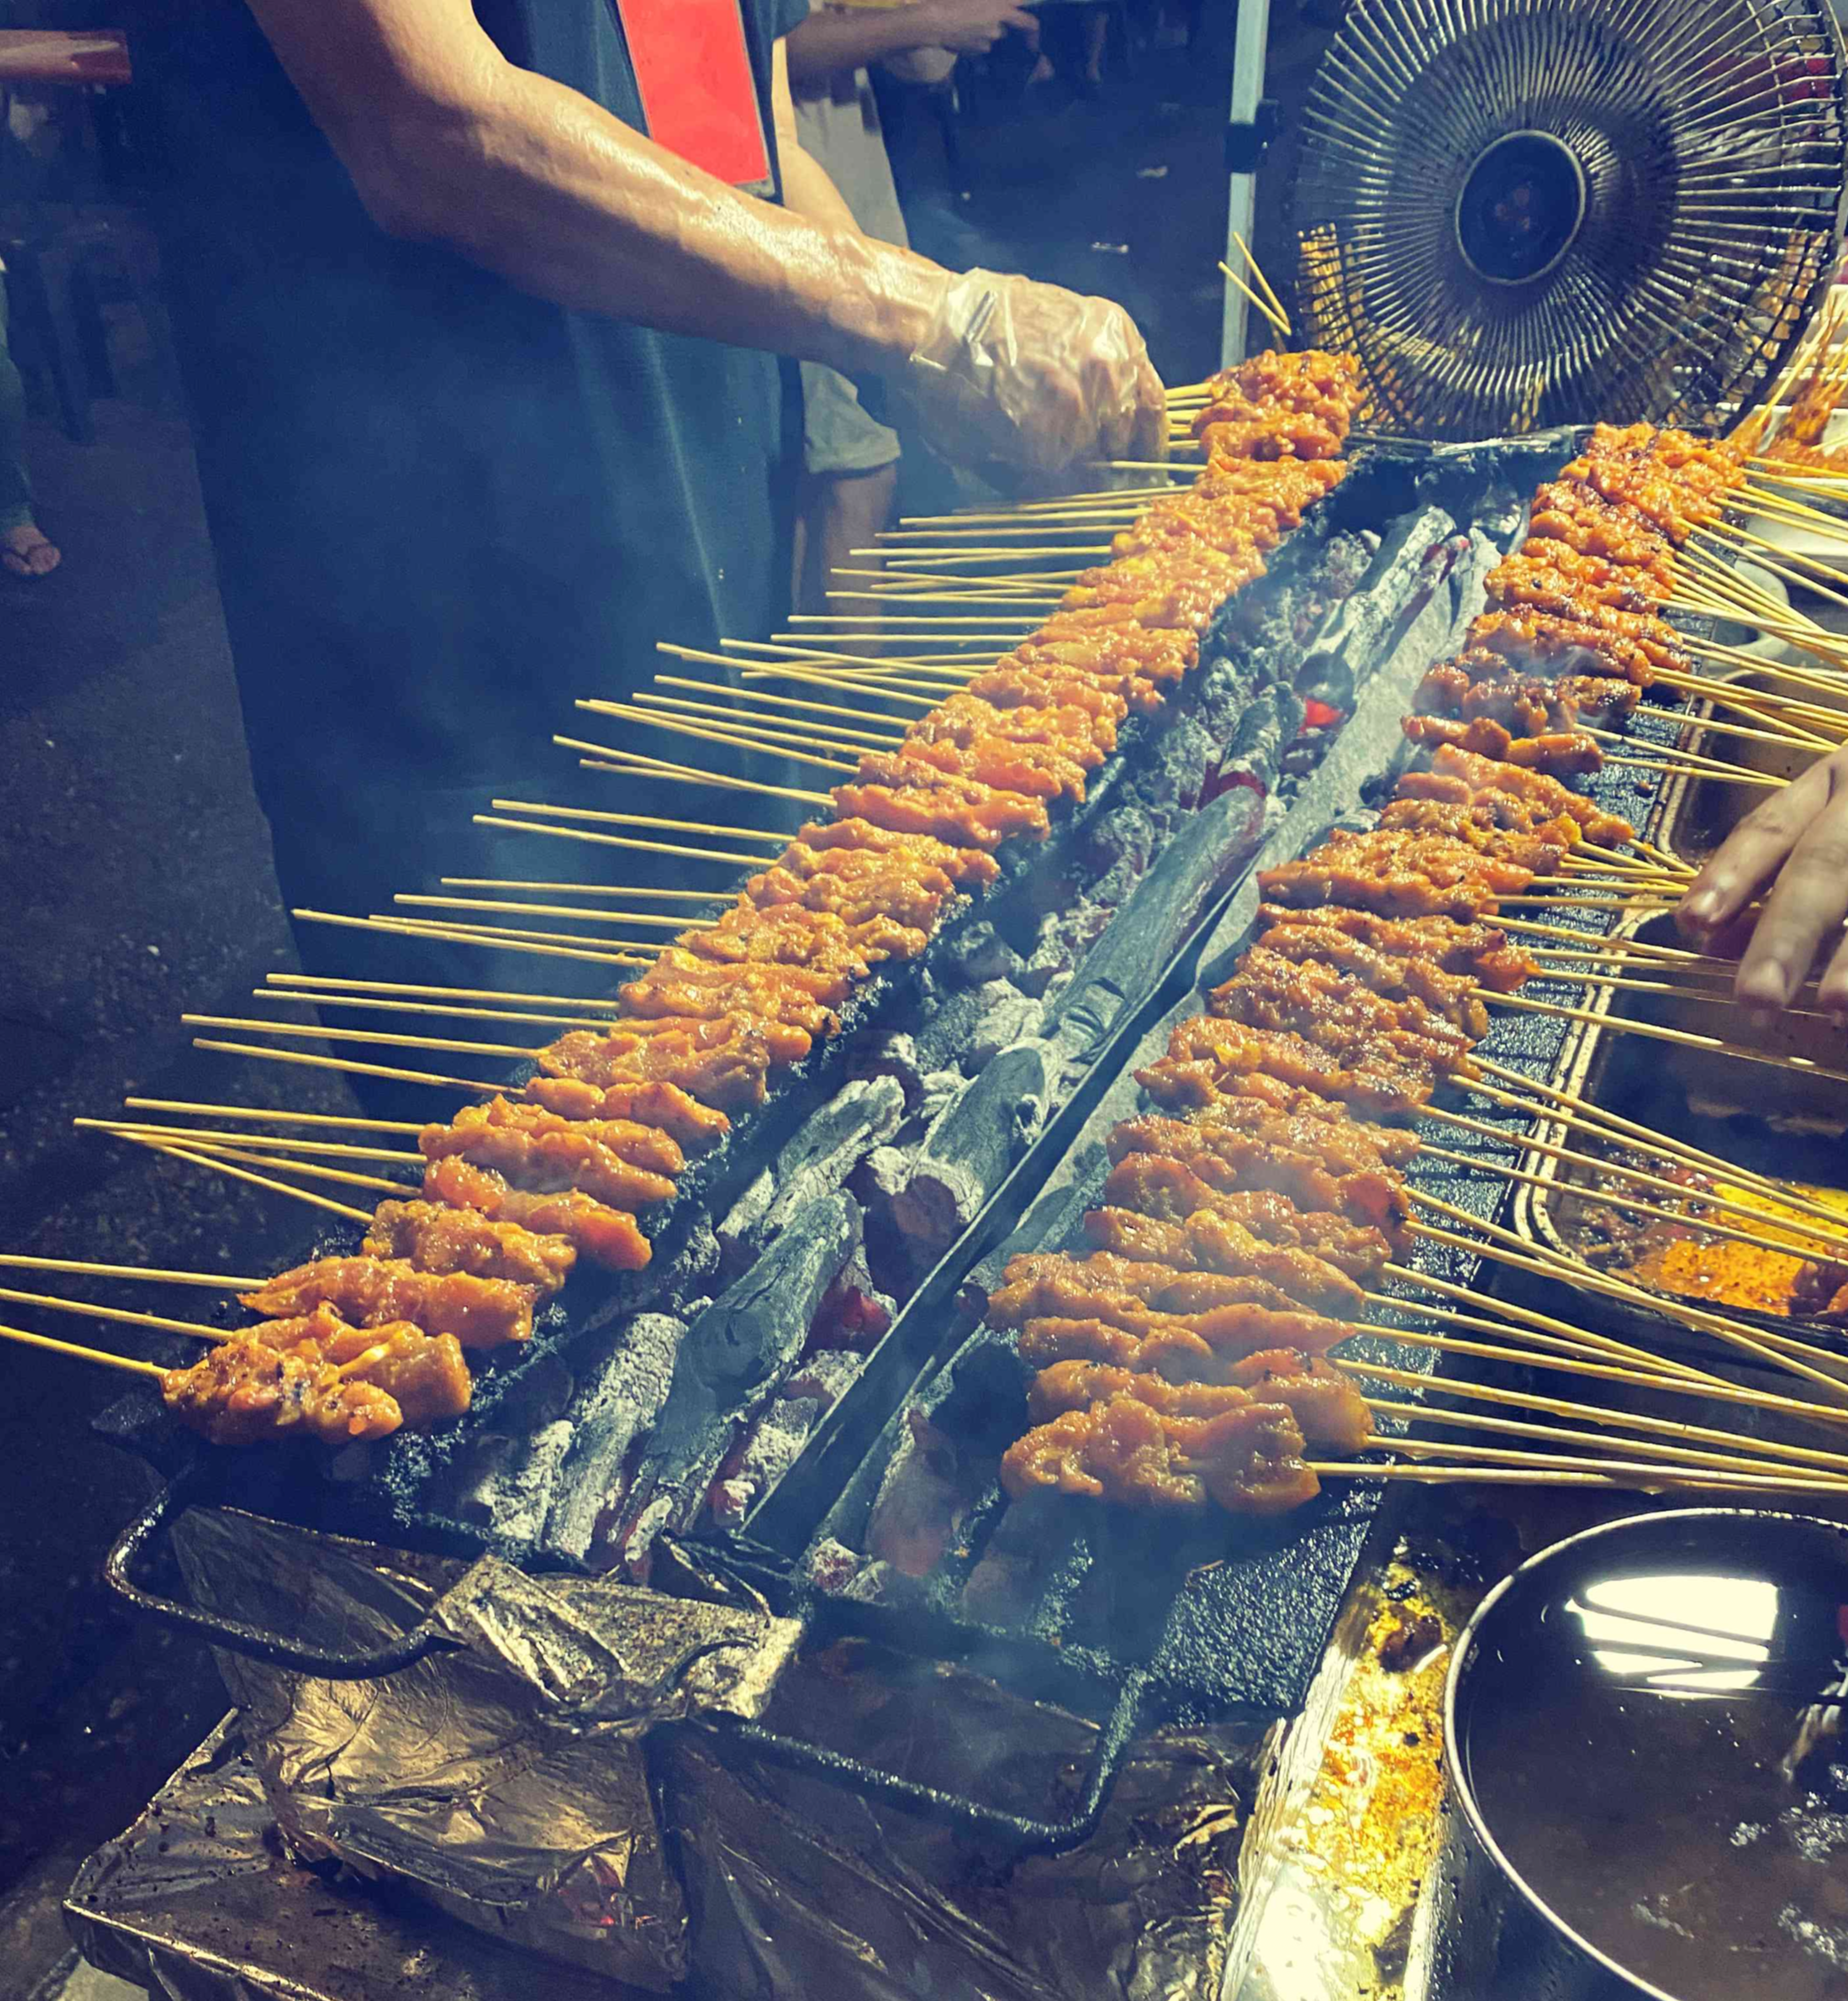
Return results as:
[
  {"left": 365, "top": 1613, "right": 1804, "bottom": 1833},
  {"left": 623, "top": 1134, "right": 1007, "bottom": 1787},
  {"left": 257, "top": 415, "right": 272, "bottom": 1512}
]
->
[{"left": 1443, "top": 1509, "right": 1848, "bottom": 2001}]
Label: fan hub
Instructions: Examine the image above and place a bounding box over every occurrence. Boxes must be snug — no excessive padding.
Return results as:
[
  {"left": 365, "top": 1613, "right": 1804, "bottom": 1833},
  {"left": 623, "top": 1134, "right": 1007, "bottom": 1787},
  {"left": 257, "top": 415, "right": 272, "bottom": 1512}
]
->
[{"left": 1454, "top": 130, "right": 1588, "bottom": 286}]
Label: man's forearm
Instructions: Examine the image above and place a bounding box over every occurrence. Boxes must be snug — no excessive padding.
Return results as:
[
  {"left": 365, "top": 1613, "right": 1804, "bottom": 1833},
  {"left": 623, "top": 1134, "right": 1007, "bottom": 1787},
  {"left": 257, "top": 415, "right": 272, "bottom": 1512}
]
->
[{"left": 245, "top": 0, "right": 941, "bottom": 380}]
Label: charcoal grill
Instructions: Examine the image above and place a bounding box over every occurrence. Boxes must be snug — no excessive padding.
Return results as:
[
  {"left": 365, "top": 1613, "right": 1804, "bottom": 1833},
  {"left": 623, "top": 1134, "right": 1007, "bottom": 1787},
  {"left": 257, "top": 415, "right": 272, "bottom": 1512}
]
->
[{"left": 94, "top": 432, "right": 1673, "bottom": 1856}]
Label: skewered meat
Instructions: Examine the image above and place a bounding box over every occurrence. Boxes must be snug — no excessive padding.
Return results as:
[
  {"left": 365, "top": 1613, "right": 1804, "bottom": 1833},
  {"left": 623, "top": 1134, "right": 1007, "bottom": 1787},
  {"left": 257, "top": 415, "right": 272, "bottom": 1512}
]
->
[
  {"left": 539, "top": 1021, "right": 792, "bottom": 1112},
  {"left": 1178, "top": 1093, "right": 1420, "bottom": 1171},
  {"left": 908, "top": 693, "right": 1114, "bottom": 765},
  {"left": 163, "top": 1337, "right": 402, "bottom": 1446},
  {"left": 1211, "top": 951, "right": 1478, "bottom": 1084},
  {"left": 423, "top": 1155, "right": 650, "bottom": 1270},
  {"left": 1375, "top": 796, "right": 1577, "bottom": 867},
  {"left": 365, "top": 1199, "right": 577, "bottom": 1295},
  {"left": 897, "top": 730, "right": 1091, "bottom": 803},
  {"left": 420, "top": 1105, "right": 679, "bottom": 1212},
  {"left": 1254, "top": 904, "right": 1537, "bottom": 992},
  {"left": 1003, "top": 1392, "right": 1318, "bottom": 1514},
  {"left": 240, "top": 1255, "right": 537, "bottom": 1350},
  {"left": 435, "top": 1097, "right": 684, "bottom": 1177},
  {"left": 1402, "top": 716, "right": 1603, "bottom": 777},
  {"left": 1100, "top": 1153, "right": 1393, "bottom": 1277},
  {"left": 1248, "top": 914, "right": 1493, "bottom": 1036},
  {"left": 1150, "top": 1018, "right": 1439, "bottom": 1118},
  {"left": 1425, "top": 743, "right": 1634, "bottom": 847},
  {"left": 521, "top": 1075, "right": 730, "bottom": 1152},
  {"left": 1081, "top": 1206, "right": 1368, "bottom": 1316},
  {"left": 791, "top": 817, "right": 1002, "bottom": 888},
  {"left": 1028, "top": 1353, "right": 1372, "bottom": 1453},
  {"left": 1526, "top": 482, "right": 1674, "bottom": 579},
  {"left": 987, "top": 1252, "right": 1302, "bottom": 1330},
  {"left": 1471, "top": 609, "right": 1664, "bottom": 686},
  {"left": 962, "top": 662, "right": 1132, "bottom": 725},
  {"left": 1106, "top": 1118, "right": 1410, "bottom": 1242},
  {"left": 829, "top": 773, "right": 1051, "bottom": 851},
  {"left": 686, "top": 902, "right": 923, "bottom": 973}
]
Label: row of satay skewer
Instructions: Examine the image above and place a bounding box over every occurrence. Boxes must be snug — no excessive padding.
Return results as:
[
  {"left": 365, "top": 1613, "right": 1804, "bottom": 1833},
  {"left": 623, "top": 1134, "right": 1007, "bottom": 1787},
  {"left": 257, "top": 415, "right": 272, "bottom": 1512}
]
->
[
  {"left": 990, "top": 415, "right": 1848, "bottom": 1519},
  {"left": 116, "top": 349, "right": 1375, "bottom": 1447}
]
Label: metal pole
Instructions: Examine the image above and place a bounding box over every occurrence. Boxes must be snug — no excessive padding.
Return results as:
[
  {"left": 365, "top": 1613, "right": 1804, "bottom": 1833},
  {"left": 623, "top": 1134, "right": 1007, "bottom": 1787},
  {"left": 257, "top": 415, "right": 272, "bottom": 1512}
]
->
[{"left": 1223, "top": 0, "right": 1275, "bottom": 366}]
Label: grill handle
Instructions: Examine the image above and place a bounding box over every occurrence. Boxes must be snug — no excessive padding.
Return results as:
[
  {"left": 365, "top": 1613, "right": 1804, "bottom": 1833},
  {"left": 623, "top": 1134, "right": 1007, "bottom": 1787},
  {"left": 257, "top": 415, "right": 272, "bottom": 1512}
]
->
[
  {"left": 102, "top": 1469, "right": 464, "bottom": 1679},
  {"left": 700, "top": 1666, "right": 1153, "bottom": 1856}
]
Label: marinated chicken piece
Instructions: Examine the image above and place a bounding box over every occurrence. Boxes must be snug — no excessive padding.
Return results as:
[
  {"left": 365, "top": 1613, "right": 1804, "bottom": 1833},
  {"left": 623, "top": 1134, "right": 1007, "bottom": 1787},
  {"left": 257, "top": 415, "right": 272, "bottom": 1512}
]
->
[
  {"left": 1490, "top": 541, "right": 1667, "bottom": 611},
  {"left": 435, "top": 1097, "right": 685, "bottom": 1176},
  {"left": 1402, "top": 715, "right": 1604, "bottom": 777},
  {"left": 960, "top": 663, "right": 1131, "bottom": 727},
  {"left": 1019, "top": 1293, "right": 1353, "bottom": 1369},
  {"left": 1526, "top": 482, "right": 1674, "bottom": 580},
  {"left": 681, "top": 903, "right": 888, "bottom": 975},
  {"left": 1471, "top": 608, "right": 1663, "bottom": 686},
  {"left": 1427, "top": 744, "right": 1634, "bottom": 848},
  {"left": 1181, "top": 1091, "right": 1422, "bottom": 1170},
  {"left": 1003, "top": 1393, "right": 1319, "bottom": 1515},
  {"left": 539, "top": 1022, "right": 790, "bottom": 1112},
  {"left": 987, "top": 1252, "right": 1301, "bottom": 1330},
  {"left": 1063, "top": 547, "right": 1258, "bottom": 628},
  {"left": 423, "top": 1155, "right": 650, "bottom": 1271},
  {"left": 521, "top": 1074, "right": 729, "bottom": 1152},
  {"left": 619, "top": 962, "right": 845, "bottom": 1032},
  {"left": 420, "top": 1108, "right": 676, "bottom": 1214},
  {"left": 1211, "top": 953, "right": 1478, "bottom": 1084},
  {"left": 897, "top": 728, "right": 1091, "bottom": 803},
  {"left": 790, "top": 817, "right": 1002, "bottom": 888},
  {"left": 1028, "top": 1353, "right": 1372, "bottom": 1453},
  {"left": 364, "top": 1199, "right": 577, "bottom": 1296},
  {"left": 1257, "top": 834, "right": 1511, "bottom": 922},
  {"left": 1081, "top": 1205, "right": 1369, "bottom": 1316},
  {"left": 1100, "top": 1154, "right": 1394, "bottom": 1276},
  {"left": 745, "top": 857, "right": 951, "bottom": 938},
  {"left": 1105, "top": 1118, "right": 1410, "bottom": 1242},
  {"left": 1248, "top": 915, "right": 1495, "bottom": 1036},
  {"left": 829, "top": 767, "right": 1052, "bottom": 850},
  {"left": 1150, "top": 1017, "right": 1439, "bottom": 1119},
  {"left": 290, "top": 1315, "right": 475, "bottom": 1430},
  {"left": 240, "top": 1254, "right": 536, "bottom": 1351},
  {"left": 162, "top": 1336, "right": 405, "bottom": 1446},
  {"left": 908, "top": 693, "right": 1114, "bottom": 765},
  {"left": 1376, "top": 795, "right": 1578, "bottom": 866}
]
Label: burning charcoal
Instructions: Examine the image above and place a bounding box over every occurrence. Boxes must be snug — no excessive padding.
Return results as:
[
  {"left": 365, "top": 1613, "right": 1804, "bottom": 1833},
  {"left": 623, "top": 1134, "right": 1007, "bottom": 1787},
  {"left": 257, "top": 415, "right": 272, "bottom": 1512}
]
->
[
  {"left": 806, "top": 1536, "right": 869, "bottom": 1594},
  {"left": 707, "top": 1350, "right": 869, "bottom": 1529},
  {"left": 1205, "top": 684, "right": 1302, "bottom": 803},
  {"left": 615, "top": 1191, "right": 861, "bottom": 1577},
  {"left": 1320, "top": 527, "right": 1377, "bottom": 599},
  {"left": 539, "top": 1311, "right": 686, "bottom": 1563},
  {"left": 1140, "top": 710, "right": 1217, "bottom": 811},
  {"left": 886, "top": 1039, "right": 1058, "bottom": 1257},
  {"left": 1295, "top": 506, "right": 1457, "bottom": 711},
  {"left": 865, "top": 1408, "right": 973, "bottom": 1578},
  {"left": 808, "top": 1248, "right": 895, "bottom": 1349},
  {"left": 941, "top": 920, "right": 1025, "bottom": 988},
  {"left": 756, "top": 1077, "right": 905, "bottom": 1239},
  {"left": 1191, "top": 655, "right": 1258, "bottom": 748},
  {"left": 912, "top": 988, "right": 990, "bottom": 1074},
  {"left": 850, "top": 1029, "right": 925, "bottom": 1110},
  {"left": 959, "top": 979, "right": 1044, "bottom": 1071}
]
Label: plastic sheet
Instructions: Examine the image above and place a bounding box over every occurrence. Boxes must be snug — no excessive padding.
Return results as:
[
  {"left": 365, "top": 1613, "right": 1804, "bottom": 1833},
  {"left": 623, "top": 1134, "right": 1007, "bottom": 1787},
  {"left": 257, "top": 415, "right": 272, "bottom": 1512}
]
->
[
  {"left": 169, "top": 1509, "right": 800, "bottom": 1990},
  {"left": 903, "top": 267, "right": 1167, "bottom": 486}
]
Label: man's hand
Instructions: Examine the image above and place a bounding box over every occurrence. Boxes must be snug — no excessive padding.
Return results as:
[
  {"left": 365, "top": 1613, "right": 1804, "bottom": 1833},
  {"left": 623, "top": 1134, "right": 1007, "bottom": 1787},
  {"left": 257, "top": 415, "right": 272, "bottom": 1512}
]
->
[
  {"left": 909, "top": 0, "right": 1039, "bottom": 54},
  {"left": 900, "top": 267, "right": 1166, "bottom": 488},
  {"left": 1676, "top": 745, "right": 1848, "bottom": 1020}
]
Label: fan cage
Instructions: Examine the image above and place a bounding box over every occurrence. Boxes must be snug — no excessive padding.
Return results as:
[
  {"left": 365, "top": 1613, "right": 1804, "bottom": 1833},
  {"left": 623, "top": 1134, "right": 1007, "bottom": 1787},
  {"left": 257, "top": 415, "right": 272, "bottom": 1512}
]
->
[{"left": 1292, "top": 0, "right": 1848, "bottom": 439}]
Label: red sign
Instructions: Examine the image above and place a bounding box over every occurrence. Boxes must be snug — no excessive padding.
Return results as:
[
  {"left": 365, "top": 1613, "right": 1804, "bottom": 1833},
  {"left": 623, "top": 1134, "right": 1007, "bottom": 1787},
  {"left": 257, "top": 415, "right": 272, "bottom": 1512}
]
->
[{"left": 614, "top": 0, "right": 774, "bottom": 193}]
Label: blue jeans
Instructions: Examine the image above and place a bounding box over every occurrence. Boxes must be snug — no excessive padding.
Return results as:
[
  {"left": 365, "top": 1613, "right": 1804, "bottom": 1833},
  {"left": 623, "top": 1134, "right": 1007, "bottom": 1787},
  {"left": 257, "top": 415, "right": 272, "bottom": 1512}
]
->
[{"left": 0, "top": 269, "right": 34, "bottom": 534}]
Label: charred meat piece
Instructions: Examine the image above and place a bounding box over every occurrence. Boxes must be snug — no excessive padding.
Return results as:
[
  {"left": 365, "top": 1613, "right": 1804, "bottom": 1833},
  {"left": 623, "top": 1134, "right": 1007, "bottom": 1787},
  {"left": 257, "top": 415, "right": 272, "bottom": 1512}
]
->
[
  {"left": 162, "top": 1336, "right": 403, "bottom": 1446},
  {"left": 907, "top": 691, "right": 1114, "bottom": 765},
  {"left": 1148, "top": 1017, "right": 1439, "bottom": 1119},
  {"left": 240, "top": 1254, "right": 536, "bottom": 1350},
  {"left": 365, "top": 1199, "right": 577, "bottom": 1296},
  {"left": 1374, "top": 795, "right": 1573, "bottom": 873},
  {"left": 1425, "top": 743, "right": 1634, "bottom": 847},
  {"left": 828, "top": 772, "right": 1051, "bottom": 851},
  {"left": 1100, "top": 1154, "right": 1394, "bottom": 1277},
  {"left": 539, "top": 1021, "right": 788, "bottom": 1113},
  {"left": 1003, "top": 1392, "right": 1319, "bottom": 1515},
  {"left": 522, "top": 1074, "right": 730, "bottom": 1152},
  {"left": 423, "top": 1154, "right": 650, "bottom": 1271},
  {"left": 1402, "top": 714, "right": 1604, "bottom": 779},
  {"left": 897, "top": 729, "right": 1091, "bottom": 803},
  {"left": 435, "top": 1097, "right": 684, "bottom": 1176}
]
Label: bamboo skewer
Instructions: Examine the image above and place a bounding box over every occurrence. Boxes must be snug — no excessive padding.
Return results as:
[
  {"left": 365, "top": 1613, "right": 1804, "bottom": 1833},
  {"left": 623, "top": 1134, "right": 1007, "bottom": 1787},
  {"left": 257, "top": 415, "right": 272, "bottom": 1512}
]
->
[
  {"left": 76, "top": 1118, "right": 423, "bottom": 1166},
  {"left": 471, "top": 816, "right": 760, "bottom": 874},
  {"left": 652, "top": 673, "right": 911, "bottom": 733},
  {"left": 552, "top": 734, "right": 834, "bottom": 807},
  {"left": 0, "top": 1251, "right": 264, "bottom": 1291},
  {"left": 0, "top": 1322, "right": 167, "bottom": 1378},
  {"left": 126, "top": 1097, "right": 425, "bottom": 1134},
  {"left": 565, "top": 697, "right": 856, "bottom": 774},
  {"left": 1217, "top": 258, "right": 1290, "bottom": 339},
  {"left": 633, "top": 691, "right": 889, "bottom": 756},
  {"left": 181, "top": 1013, "right": 533, "bottom": 1062},
  {"left": 137, "top": 1138, "right": 377, "bottom": 1223},
  {"left": 256, "top": 989, "right": 620, "bottom": 1034},
  {"left": 189, "top": 1039, "right": 503, "bottom": 1097},
  {"left": 1486, "top": 989, "right": 1848, "bottom": 1088},
  {"left": 120, "top": 1132, "right": 411, "bottom": 1198},
  {"left": 394, "top": 895, "right": 710, "bottom": 933},
  {"left": 1338, "top": 1445, "right": 1848, "bottom": 1497},
  {"left": 0, "top": 1280, "right": 224, "bottom": 1340},
  {"left": 490, "top": 797, "right": 786, "bottom": 852},
  {"left": 295, "top": 908, "right": 652, "bottom": 969},
  {"left": 268, "top": 973, "right": 630, "bottom": 1011}
]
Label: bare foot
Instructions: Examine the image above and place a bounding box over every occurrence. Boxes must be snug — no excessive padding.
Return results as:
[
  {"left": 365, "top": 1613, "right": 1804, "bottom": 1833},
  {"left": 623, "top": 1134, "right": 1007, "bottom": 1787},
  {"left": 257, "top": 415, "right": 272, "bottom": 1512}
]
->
[{"left": 2, "top": 523, "right": 60, "bottom": 579}]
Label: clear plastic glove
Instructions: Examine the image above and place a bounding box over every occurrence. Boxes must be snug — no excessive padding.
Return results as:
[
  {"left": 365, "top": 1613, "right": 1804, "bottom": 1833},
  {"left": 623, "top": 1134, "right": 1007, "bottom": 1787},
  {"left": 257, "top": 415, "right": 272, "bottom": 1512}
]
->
[{"left": 899, "top": 267, "right": 1167, "bottom": 489}]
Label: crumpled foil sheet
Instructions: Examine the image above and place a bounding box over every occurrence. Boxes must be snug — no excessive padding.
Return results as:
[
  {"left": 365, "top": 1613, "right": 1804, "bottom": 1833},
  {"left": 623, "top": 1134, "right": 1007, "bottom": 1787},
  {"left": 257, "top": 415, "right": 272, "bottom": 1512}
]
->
[{"left": 170, "top": 1509, "right": 801, "bottom": 1990}]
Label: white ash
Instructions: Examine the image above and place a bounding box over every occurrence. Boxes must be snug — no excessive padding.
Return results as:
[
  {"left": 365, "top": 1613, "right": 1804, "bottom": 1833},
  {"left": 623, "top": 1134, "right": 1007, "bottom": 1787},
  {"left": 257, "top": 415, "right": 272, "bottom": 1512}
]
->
[{"left": 959, "top": 979, "right": 1044, "bottom": 1071}]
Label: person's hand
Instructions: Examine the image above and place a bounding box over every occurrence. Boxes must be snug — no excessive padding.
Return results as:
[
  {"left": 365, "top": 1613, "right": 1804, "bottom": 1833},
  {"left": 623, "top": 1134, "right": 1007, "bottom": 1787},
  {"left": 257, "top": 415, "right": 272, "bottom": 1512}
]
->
[
  {"left": 1676, "top": 746, "right": 1848, "bottom": 1020},
  {"left": 909, "top": 0, "right": 1039, "bottom": 54},
  {"left": 898, "top": 266, "right": 1166, "bottom": 489}
]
